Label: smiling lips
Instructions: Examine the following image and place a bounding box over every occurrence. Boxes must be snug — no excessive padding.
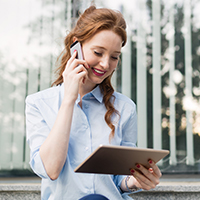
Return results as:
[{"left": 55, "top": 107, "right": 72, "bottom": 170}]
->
[{"left": 92, "top": 68, "right": 106, "bottom": 77}]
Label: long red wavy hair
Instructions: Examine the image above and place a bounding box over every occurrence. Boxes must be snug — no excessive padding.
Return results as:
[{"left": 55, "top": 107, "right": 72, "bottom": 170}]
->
[{"left": 52, "top": 5, "right": 127, "bottom": 140}]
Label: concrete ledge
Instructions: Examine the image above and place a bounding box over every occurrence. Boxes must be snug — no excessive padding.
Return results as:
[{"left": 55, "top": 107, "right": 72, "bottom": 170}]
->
[
  {"left": 147, "top": 184, "right": 200, "bottom": 192},
  {"left": 0, "top": 184, "right": 40, "bottom": 191},
  {"left": 0, "top": 191, "right": 40, "bottom": 200},
  {"left": 0, "top": 184, "right": 41, "bottom": 200},
  {"left": 130, "top": 191, "right": 200, "bottom": 200},
  {"left": 129, "top": 185, "right": 200, "bottom": 200},
  {"left": 0, "top": 176, "right": 200, "bottom": 200},
  {"left": 0, "top": 177, "right": 41, "bottom": 200},
  {"left": 1, "top": 184, "right": 200, "bottom": 200}
]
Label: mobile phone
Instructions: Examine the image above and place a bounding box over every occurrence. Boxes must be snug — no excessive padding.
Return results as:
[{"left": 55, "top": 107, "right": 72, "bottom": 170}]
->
[{"left": 70, "top": 41, "right": 84, "bottom": 60}]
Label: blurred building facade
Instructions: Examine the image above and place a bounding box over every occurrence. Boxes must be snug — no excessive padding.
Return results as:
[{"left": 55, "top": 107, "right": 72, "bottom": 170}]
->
[{"left": 0, "top": 0, "right": 200, "bottom": 176}]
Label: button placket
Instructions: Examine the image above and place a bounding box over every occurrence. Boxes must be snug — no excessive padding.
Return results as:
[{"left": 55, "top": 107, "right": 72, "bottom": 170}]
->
[{"left": 84, "top": 104, "right": 89, "bottom": 109}]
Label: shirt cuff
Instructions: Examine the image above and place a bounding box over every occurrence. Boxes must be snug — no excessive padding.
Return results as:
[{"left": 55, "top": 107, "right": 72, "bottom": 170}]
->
[
  {"left": 30, "top": 150, "right": 51, "bottom": 180},
  {"left": 114, "top": 175, "right": 127, "bottom": 194}
]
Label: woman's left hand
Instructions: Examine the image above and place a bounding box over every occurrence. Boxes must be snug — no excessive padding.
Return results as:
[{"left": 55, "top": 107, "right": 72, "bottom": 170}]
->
[{"left": 129, "top": 159, "right": 162, "bottom": 191}]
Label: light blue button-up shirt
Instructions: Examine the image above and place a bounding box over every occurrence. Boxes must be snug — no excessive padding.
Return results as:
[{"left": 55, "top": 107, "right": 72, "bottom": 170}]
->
[{"left": 26, "top": 83, "right": 138, "bottom": 200}]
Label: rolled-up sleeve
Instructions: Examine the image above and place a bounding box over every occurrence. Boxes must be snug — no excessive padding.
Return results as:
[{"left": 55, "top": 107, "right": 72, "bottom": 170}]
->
[
  {"left": 113, "top": 174, "right": 126, "bottom": 194},
  {"left": 25, "top": 95, "right": 51, "bottom": 179}
]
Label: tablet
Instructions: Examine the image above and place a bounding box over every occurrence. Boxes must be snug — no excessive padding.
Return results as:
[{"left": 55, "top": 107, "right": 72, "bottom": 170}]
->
[{"left": 74, "top": 145, "right": 169, "bottom": 175}]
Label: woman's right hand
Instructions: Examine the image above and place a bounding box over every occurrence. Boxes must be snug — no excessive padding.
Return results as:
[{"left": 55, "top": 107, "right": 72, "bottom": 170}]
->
[
  {"left": 39, "top": 51, "right": 90, "bottom": 180},
  {"left": 62, "top": 50, "right": 90, "bottom": 102}
]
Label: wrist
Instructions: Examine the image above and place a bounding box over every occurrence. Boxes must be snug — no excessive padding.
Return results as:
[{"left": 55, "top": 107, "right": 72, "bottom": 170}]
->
[
  {"left": 62, "top": 95, "right": 76, "bottom": 106},
  {"left": 125, "top": 176, "right": 141, "bottom": 192}
]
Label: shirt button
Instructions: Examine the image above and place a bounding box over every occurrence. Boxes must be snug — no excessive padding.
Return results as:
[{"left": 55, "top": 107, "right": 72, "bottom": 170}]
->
[
  {"left": 87, "top": 189, "right": 92, "bottom": 194},
  {"left": 85, "top": 147, "right": 89, "bottom": 151},
  {"left": 89, "top": 189, "right": 93, "bottom": 194},
  {"left": 84, "top": 104, "right": 89, "bottom": 109},
  {"left": 83, "top": 125, "right": 88, "bottom": 130}
]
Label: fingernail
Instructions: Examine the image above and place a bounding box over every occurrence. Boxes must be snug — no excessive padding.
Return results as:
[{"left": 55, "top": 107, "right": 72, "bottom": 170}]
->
[
  {"left": 136, "top": 164, "right": 140, "bottom": 168},
  {"left": 149, "top": 160, "right": 153, "bottom": 164},
  {"left": 131, "top": 169, "right": 135, "bottom": 174},
  {"left": 74, "top": 50, "right": 77, "bottom": 53}
]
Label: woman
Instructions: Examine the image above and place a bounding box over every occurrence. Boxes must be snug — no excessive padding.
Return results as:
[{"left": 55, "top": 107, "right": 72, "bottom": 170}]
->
[{"left": 26, "top": 5, "right": 161, "bottom": 200}]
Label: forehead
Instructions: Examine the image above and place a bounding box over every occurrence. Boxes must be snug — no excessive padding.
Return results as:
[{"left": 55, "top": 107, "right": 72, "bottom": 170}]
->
[{"left": 84, "top": 30, "right": 122, "bottom": 51}]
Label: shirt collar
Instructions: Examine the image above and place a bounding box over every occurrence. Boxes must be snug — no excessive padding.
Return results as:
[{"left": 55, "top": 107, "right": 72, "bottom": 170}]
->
[
  {"left": 60, "top": 83, "right": 103, "bottom": 104},
  {"left": 90, "top": 85, "right": 103, "bottom": 103}
]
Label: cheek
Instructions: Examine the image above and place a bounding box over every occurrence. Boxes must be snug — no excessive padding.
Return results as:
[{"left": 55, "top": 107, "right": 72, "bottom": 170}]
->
[
  {"left": 111, "top": 62, "right": 118, "bottom": 71},
  {"left": 84, "top": 53, "right": 97, "bottom": 66}
]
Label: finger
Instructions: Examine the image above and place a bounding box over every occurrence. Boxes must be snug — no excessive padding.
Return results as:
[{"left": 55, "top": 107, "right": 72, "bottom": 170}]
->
[
  {"left": 67, "top": 59, "right": 89, "bottom": 72},
  {"left": 65, "top": 50, "right": 90, "bottom": 71},
  {"left": 135, "top": 164, "right": 160, "bottom": 186},
  {"left": 73, "top": 64, "right": 88, "bottom": 74},
  {"left": 66, "top": 50, "right": 78, "bottom": 68},
  {"left": 135, "top": 164, "right": 155, "bottom": 181},
  {"left": 76, "top": 59, "right": 90, "bottom": 69},
  {"left": 76, "top": 70, "right": 87, "bottom": 83},
  {"left": 73, "top": 65, "right": 88, "bottom": 82},
  {"left": 148, "top": 168, "right": 154, "bottom": 174},
  {"left": 148, "top": 160, "right": 162, "bottom": 177},
  {"left": 130, "top": 169, "right": 155, "bottom": 190},
  {"left": 82, "top": 72, "right": 89, "bottom": 84},
  {"left": 63, "top": 63, "right": 87, "bottom": 82}
]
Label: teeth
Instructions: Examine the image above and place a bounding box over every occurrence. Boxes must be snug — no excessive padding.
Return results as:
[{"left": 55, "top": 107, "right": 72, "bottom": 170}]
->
[{"left": 94, "top": 69, "right": 104, "bottom": 74}]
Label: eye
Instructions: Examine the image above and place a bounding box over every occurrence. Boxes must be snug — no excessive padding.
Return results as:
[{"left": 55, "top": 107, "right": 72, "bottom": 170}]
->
[
  {"left": 94, "top": 51, "right": 102, "bottom": 56},
  {"left": 111, "top": 56, "right": 119, "bottom": 60}
]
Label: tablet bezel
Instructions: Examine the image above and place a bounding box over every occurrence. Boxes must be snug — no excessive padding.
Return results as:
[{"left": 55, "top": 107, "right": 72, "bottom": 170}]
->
[{"left": 74, "top": 145, "right": 169, "bottom": 175}]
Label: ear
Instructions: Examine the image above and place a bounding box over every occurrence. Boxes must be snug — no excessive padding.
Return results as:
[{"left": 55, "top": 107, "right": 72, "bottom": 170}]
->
[{"left": 73, "top": 37, "right": 78, "bottom": 43}]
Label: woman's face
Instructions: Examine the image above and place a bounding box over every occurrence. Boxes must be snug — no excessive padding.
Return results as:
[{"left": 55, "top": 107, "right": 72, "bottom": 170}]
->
[{"left": 82, "top": 30, "right": 122, "bottom": 87}]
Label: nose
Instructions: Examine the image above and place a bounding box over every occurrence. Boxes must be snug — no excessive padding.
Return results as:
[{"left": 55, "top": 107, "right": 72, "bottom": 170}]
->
[{"left": 100, "top": 56, "right": 109, "bottom": 70}]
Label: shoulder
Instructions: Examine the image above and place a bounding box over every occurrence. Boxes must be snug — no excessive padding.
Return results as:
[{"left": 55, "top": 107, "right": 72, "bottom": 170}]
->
[
  {"left": 26, "top": 84, "right": 62, "bottom": 104},
  {"left": 113, "top": 91, "right": 136, "bottom": 107},
  {"left": 113, "top": 91, "right": 136, "bottom": 113}
]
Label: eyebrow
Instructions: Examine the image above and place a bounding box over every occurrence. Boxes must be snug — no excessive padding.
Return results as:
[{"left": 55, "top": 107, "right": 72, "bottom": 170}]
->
[{"left": 92, "top": 46, "right": 121, "bottom": 54}]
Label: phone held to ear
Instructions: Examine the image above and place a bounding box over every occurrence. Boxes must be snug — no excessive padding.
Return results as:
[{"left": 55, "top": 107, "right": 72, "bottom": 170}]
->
[
  {"left": 70, "top": 41, "right": 86, "bottom": 84},
  {"left": 70, "top": 41, "right": 84, "bottom": 60}
]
